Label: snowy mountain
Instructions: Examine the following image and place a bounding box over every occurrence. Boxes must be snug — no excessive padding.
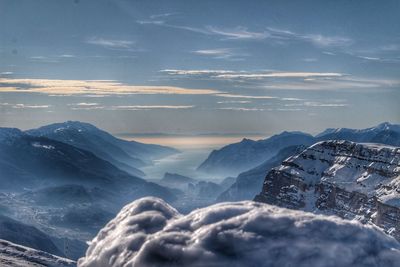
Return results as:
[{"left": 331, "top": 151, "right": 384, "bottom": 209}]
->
[
  {"left": 27, "top": 121, "right": 178, "bottom": 176},
  {"left": 316, "top": 122, "right": 400, "bottom": 146},
  {"left": 78, "top": 197, "right": 400, "bottom": 267},
  {"left": 198, "top": 122, "right": 400, "bottom": 177},
  {"left": 255, "top": 140, "right": 400, "bottom": 240},
  {"left": 198, "top": 131, "right": 315, "bottom": 176},
  {"left": 26, "top": 122, "right": 169, "bottom": 177},
  {"left": 0, "top": 239, "right": 75, "bottom": 267}
]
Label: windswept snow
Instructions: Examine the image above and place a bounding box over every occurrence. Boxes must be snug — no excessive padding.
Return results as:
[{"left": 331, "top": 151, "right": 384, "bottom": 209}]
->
[
  {"left": 78, "top": 197, "right": 400, "bottom": 267},
  {"left": 0, "top": 239, "right": 75, "bottom": 267}
]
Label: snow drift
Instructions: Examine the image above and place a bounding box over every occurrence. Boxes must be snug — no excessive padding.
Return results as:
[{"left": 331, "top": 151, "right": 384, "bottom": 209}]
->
[{"left": 79, "top": 197, "right": 400, "bottom": 267}]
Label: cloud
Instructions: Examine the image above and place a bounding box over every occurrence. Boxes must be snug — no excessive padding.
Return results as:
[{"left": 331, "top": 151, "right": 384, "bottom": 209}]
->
[
  {"left": 206, "top": 26, "right": 268, "bottom": 40},
  {"left": 0, "top": 78, "right": 220, "bottom": 96},
  {"left": 162, "top": 69, "right": 343, "bottom": 79},
  {"left": 284, "top": 101, "right": 349, "bottom": 108},
  {"left": 12, "top": 104, "right": 51, "bottom": 109},
  {"left": 192, "top": 48, "right": 248, "bottom": 60},
  {"left": 138, "top": 19, "right": 352, "bottom": 48},
  {"left": 107, "top": 105, "right": 194, "bottom": 111},
  {"left": 218, "top": 107, "right": 266, "bottom": 111},
  {"left": 217, "top": 93, "right": 276, "bottom": 99},
  {"left": 217, "top": 100, "right": 251, "bottom": 104},
  {"left": 160, "top": 69, "right": 399, "bottom": 91},
  {"left": 160, "top": 69, "right": 236, "bottom": 76},
  {"left": 215, "top": 72, "right": 343, "bottom": 79},
  {"left": 58, "top": 54, "right": 76, "bottom": 58},
  {"left": 266, "top": 27, "right": 353, "bottom": 47},
  {"left": 85, "top": 37, "right": 135, "bottom": 50},
  {"left": 78, "top": 197, "right": 400, "bottom": 267},
  {"left": 67, "top": 102, "right": 102, "bottom": 110}
]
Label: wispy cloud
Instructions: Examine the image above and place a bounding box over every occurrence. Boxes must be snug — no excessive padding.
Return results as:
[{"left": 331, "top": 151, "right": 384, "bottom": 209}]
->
[
  {"left": 85, "top": 37, "right": 135, "bottom": 50},
  {"left": 161, "top": 68, "right": 399, "bottom": 91},
  {"left": 217, "top": 107, "right": 266, "bottom": 111},
  {"left": 193, "top": 48, "right": 248, "bottom": 60},
  {"left": 266, "top": 27, "right": 353, "bottom": 47},
  {"left": 284, "top": 101, "right": 349, "bottom": 107},
  {"left": 0, "top": 72, "right": 13, "bottom": 76},
  {"left": 137, "top": 18, "right": 352, "bottom": 48},
  {"left": 12, "top": 104, "right": 51, "bottom": 109},
  {"left": 160, "top": 69, "right": 236, "bottom": 76},
  {"left": 0, "top": 78, "right": 220, "bottom": 96},
  {"left": 217, "top": 93, "right": 276, "bottom": 99},
  {"left": 68, "top": 102, "right": 101, "bottom": 110},
  {"left": 58, "top": 54, "right": 76, "bottom": 58},
  {"left": 206, "top": 26, "right": 268, "bottom": 40},
  {"left": 217, "top": 100, "right": 251, "bottom": 104},
  {"left": 215, "top": 72, "right": 344, "bottom": 79},
  {"left": 107, "top": 105, "right": 194, "bottom": 111}
]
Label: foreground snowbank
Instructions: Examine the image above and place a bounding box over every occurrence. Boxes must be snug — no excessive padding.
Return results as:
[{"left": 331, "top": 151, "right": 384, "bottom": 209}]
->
[
  {"left": 79, "top": 197, "right": 400, "bottom": 267},
  {"left": 0, "top": 239, "right": 75, "bottom": 267}
]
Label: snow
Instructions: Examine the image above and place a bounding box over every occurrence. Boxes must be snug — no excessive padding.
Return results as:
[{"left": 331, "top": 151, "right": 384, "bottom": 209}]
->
[
  {"left": 277, "top": 140, "right": 400, "bottom": 205},
  {"left": 78, "top": 197, "right": 400, "bottom": 267},
  {"left": 31, "top": 142, "right": 55, "bottom": 150},
  {"left": 0, "top": 239, "right": 75, "bottom": 267}
]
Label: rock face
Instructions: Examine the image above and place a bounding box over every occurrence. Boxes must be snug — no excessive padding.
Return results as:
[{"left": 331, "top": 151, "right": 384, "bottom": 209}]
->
[{"left": 255, "top": 140, "right": 400, "bottom": 240}]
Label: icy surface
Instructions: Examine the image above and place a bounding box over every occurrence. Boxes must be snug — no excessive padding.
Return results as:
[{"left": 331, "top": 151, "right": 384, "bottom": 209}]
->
[
  {"left": 0, "top": 239, "right": 75, "bottom": 267},
  {"left": 79, "top": 197, "right": 400, "bottom": 267}
]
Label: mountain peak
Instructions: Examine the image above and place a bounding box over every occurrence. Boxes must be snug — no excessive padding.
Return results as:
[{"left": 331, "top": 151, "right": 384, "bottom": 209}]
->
[{"left": 0, "top": 127, "right": 23, "bottom": 142}]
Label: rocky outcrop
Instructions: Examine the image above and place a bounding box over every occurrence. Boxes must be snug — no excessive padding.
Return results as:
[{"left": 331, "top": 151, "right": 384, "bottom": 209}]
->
[{"left": 255, "top": 140, "right": 400, "bottom": 240}]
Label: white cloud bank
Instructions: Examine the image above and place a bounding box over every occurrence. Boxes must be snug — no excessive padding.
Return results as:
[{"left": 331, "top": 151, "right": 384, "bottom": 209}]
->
[
  {"left": 0, "top": 78, "right": 219, "bottom": 96},
  {"left": 78, "top": 197, "right": 400, "bottom": 267}
]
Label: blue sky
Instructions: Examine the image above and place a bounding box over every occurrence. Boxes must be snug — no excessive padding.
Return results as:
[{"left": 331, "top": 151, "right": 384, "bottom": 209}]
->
[{"left": 0, "top": 0, "right": 399, "bottom": 135}]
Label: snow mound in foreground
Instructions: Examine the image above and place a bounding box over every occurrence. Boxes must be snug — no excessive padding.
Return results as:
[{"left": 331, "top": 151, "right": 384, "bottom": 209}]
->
[
  {"left": 78, "top": 197, "right": 400, "bottom": 267},
  {"left": 0, "top": 239, "right": 75, "bottom": 267}
]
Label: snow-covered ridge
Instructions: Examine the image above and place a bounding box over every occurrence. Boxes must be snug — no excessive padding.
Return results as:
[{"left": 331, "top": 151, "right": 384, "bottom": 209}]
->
[
  {"left": 0, "top": 239, "right": 75, "bottom": 267},
  {"left": 78, "top": 197, "right": 400, "bottom": 267},
  {"left": 255, "top": 140, "right": 400, "bottom": 240},
  {"left": 276, "top": 140, "right": 400, "bottom": 205}
]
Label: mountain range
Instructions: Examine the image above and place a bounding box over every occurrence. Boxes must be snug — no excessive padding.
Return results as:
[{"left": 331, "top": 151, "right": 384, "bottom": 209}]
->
[
  {"left": 26, "top": 121, "right": 179, "bottom": 177},
  {"left": 213, "top": 122, "right": 400, "bottom": 202}
]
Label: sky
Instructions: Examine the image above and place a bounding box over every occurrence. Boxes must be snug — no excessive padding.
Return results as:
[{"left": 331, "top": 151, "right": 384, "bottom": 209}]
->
[{"left": 0, "top": 0, "right": 399, "bottom": 135}]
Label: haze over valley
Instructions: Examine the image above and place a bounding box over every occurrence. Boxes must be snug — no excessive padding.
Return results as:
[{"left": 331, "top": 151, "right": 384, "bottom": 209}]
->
[{"left": 0, "top": 0, "right": 399, "bottom": 266}]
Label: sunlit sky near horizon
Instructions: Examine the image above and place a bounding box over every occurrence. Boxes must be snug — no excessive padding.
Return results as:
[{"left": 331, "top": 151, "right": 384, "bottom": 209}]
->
[{"left": 0, "top": 0, "right": 399, "bottom": 135}]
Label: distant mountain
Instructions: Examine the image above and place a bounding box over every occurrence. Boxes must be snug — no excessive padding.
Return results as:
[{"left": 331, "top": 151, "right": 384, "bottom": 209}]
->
[
  {"left": 0, "top": 239, "right": 75, "bottom": 267},
  {"left": 255, "top": 140, "right": 400, "bottom": 240},
  {"left": 197, "top": 131, "right": 315, "bottom": 176},
  {"left": 198, "top": 122, "right": 400, "bottom": 177},
  {"left": 316, "top": 122, "right": 400, "bottom": 146},
  {"left": 218, "top": 145, "right": 306, "bottom": 202},
  {"left": 0, "top": 215, "right": 63, "bottom": 257},
  {"left": 26, "top": 121, "right": 179, "bottom": 177},
  {"left": 0, "top": 128, "right": 176, "bottom": 202}
]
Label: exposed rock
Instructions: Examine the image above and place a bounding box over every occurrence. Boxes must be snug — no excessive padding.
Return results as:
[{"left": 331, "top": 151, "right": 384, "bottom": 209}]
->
[{"left": 255, "top": 140, "right": 400, "bottom": 240}]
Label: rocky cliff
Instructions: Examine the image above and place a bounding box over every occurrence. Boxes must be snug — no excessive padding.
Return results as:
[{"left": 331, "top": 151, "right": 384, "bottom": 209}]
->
[{"left": 255, "top": 140, "right": 400, "bottom": 239}]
